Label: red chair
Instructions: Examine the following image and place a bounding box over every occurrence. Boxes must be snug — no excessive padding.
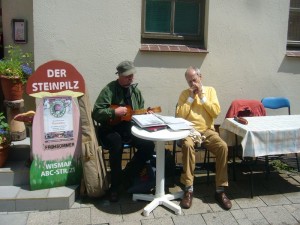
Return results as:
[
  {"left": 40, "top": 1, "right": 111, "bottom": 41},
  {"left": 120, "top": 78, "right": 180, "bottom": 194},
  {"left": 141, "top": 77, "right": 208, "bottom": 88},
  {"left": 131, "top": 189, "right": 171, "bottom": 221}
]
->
[
  {"left": 225, "top": 99, "right": 266, "bottom": 198},
  {"left": 225, "top": 99, "right": 266, "bottom": 118}
]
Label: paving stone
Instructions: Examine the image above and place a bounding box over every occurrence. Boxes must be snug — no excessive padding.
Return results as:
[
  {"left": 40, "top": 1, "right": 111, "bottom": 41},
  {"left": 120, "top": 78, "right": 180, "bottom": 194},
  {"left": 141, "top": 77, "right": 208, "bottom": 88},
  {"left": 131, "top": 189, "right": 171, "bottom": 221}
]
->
[
  {"left": 0, "top": 213, "right": 28, "bottom": 225},
  {"left": 202, "top": 211, "right": 238, "bottom": 225},
  {"left": 16, "top": 198, "right": 48, "bottom": 211},
  {"left": 1, "top": 159, "right": 300, "bottom": 225},
  {"left": 258, "top": 205, "right": 299, "bottom": 225},
  {"left": 15, "top": 186, "right": 49, "bottom": 211},
  {"left": 140, "top": 216, "right": 174, "bottom": 225},
  {"left": 110, "top": 221, "right": 140, "bottom": 225},
  {"left": 259, "top": 193, "right": 291, "bottom": 206},
  {"left": 284, "top": 191, "right": 300, "bottom": 204},
  {"left": 172, "top": 214, "right": 206, "bottom": 225},
  {"left": 204, "top": 195, "right": 239, "bottom": 212},
  {"left": 233, "top": 196, "right": 267, "bottom": 208},
  {"left": 0, "top": 199, "right": 16, "bottom": 212},
  {"left": 59, "top": 208, "right": 91, "bottom": 225},
  {"left": 180, "top": 197, "right": 213, "bottom": 215},
  {"left": 121, "top": 202, "right": 154, "bottom": 221},
  {"left": 0, "top": 186, "right": 20, "bottom": 199},
  {"left": 91, "top": 205, "right": 123, "bottom": 224},
  {"left": 231, "top": 208, "right": 269, "bottom": 225},
  {"left": 233, "top": 218, "right": 253, "bottom": 225},
  {"left": 152, "top": 203, "right": 179, "bottom": 217},
  {"left": 283, "top": 204, "right": 300, "bottom": 222},
  {"left": 26, "top": 210, "right": 60, "bottom": 225}
]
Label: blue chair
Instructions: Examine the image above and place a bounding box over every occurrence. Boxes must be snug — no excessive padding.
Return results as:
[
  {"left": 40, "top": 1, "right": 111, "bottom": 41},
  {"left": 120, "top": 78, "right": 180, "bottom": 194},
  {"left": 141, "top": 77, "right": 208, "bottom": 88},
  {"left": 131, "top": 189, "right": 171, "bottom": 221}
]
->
[
  {"left": 261, "top": 97, "right": 299, "bottom": 172},
  {"left": 261, "top": 97, "right": 291, "bottom": 115}
]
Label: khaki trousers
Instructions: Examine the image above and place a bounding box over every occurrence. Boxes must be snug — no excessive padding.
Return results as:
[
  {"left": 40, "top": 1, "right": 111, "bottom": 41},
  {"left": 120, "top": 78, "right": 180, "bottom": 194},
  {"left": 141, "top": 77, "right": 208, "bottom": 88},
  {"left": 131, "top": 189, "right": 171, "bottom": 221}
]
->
[{"left": 180, "top": 129, "right": 229, "bottom": 187}]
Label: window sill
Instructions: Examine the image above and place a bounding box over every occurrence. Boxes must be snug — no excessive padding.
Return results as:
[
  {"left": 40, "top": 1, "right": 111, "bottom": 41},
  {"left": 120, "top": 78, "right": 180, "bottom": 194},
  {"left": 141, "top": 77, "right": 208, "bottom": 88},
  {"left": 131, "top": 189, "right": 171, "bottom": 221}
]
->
[
  {"left": 286, "top": 51, "right": 300, "bottom": 57},
  {"left": 140, "top": 44, "right": 208, "bottom": 53}
]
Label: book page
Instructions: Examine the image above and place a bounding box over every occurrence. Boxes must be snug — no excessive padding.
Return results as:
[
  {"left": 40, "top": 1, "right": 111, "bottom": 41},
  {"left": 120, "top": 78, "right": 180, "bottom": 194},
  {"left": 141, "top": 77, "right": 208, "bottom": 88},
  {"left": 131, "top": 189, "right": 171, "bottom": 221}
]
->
[
  {"left": 155, "top": 114, "right": 194, "bottom": 125},
  {"left": 132, "top": 114, "right": 165, "bottom": 127},
  {"left": 167, "top": 123, "right": 192, "bottom": 131}
]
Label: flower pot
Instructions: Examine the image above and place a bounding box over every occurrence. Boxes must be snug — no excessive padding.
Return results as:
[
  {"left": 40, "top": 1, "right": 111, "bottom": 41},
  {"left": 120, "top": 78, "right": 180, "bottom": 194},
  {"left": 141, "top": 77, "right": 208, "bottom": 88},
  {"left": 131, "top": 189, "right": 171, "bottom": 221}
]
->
[
  {"left": 0, "top": 143, "right": 10, "bottom": 168},
  {"left": 0, "top": 75, "right": 24, "bottom": 101}
]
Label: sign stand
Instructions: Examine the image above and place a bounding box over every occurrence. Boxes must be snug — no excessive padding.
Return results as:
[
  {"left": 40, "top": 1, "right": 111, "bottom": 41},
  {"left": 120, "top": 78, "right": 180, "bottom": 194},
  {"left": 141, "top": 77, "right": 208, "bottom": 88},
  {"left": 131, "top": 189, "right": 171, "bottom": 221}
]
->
[{"left": 26, "top": 60, "right": 85, "bottom": 190}]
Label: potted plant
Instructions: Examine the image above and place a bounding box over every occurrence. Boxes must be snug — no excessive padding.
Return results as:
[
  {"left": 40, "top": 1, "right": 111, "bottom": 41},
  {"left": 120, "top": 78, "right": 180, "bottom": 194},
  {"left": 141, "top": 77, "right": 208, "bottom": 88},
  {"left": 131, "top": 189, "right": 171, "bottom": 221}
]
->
[
  {"left": 0, "top": 44, "right": 33, "bottom": 101},
  {"left": 0, "top": 112, "right": 11, "bottom": 167}
]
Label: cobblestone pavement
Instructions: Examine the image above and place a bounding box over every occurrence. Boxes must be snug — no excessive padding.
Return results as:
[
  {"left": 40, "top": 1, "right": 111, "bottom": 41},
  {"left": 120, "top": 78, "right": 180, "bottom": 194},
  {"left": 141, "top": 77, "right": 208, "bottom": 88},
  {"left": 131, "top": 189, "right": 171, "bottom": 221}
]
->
[{"left": 1, "top": 162, "right": 300, "bottom": 225}]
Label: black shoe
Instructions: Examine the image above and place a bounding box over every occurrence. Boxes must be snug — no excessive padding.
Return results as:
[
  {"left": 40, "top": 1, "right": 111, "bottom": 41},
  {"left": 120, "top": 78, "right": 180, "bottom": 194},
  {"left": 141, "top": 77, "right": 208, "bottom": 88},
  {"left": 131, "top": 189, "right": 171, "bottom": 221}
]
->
[{"left": 109, "top": 191, "right": 119, "bottom": 202}]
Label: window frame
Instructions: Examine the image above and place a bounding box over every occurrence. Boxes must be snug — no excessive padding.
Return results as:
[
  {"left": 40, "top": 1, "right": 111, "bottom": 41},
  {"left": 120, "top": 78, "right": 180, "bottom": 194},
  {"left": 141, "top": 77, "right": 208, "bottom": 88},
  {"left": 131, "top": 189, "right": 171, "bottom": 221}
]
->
[
  {"left": 141, "top": 0, "right": 206, "bottom": 46},
  {"left": 287, "top": 1, "right": 300, "bottom": 49}
]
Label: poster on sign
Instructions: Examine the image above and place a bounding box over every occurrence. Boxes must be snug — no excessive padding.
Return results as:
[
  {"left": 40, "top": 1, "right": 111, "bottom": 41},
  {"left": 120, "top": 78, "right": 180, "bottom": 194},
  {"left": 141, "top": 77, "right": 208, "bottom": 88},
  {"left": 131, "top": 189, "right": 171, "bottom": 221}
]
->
[
  {"left": 26, "top": 60, "right": 84, "bottom": 190},
  {"left": 43, "top": 97, "right": 74, "bottom": 143}
]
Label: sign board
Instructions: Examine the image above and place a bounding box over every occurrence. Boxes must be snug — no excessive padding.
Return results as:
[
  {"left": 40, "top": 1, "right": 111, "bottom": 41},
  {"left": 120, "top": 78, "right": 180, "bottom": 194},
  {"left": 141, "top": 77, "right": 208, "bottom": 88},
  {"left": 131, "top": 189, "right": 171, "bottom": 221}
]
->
[
  {"left": 26, "top": 60, "right": 85, "bottom": 98},
  {"left": 26, "top": 60, "right": 84, "bottom": 190},
  {"left": 30, "top": 96, "right": 82, "bottom": 190}
]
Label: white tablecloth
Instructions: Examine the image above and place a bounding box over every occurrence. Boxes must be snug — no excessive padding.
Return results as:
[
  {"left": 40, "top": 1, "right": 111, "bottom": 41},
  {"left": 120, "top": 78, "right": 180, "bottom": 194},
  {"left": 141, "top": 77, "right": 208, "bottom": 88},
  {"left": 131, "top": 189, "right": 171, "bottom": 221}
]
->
[{"left": 219, "top": 115, "right": 300, "bottom": 157}]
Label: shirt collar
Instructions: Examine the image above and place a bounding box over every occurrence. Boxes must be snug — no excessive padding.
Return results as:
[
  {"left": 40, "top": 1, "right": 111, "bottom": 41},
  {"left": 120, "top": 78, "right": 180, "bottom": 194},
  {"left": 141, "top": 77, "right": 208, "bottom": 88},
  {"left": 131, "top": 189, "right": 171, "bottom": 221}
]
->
[{"left": 202, "top": 86, "right": 206, "bottom": 94}]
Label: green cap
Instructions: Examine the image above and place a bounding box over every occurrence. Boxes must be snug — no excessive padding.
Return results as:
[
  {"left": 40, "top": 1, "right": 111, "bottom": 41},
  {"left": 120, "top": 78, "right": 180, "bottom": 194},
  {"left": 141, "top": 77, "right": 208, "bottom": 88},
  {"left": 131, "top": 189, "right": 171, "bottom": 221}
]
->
[{"left": 116, "top": 60, "right": 136, "bottom": 76}]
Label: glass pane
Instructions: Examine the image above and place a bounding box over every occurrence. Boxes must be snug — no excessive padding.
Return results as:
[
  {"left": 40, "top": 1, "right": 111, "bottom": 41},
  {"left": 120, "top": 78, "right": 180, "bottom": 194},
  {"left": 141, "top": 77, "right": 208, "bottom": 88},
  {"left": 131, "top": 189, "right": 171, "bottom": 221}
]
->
[
  {"left": 145, "top": 0, "right": 171, "bottom": 33},
  {"left": 290, "top": 0, "right": 300, "bottom": 8},
  {"left": 174, "top": 2, "right": 199, "bottom": 35},
  {"left": 288, "top": 11, "right": 300, "bottom": 41}
]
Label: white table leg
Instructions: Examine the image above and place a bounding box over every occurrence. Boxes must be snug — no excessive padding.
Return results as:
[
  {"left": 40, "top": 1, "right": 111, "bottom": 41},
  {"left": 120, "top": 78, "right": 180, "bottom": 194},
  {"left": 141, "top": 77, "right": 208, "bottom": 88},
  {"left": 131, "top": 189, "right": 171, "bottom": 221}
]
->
[
  {"left": 132, "top": 141, "right": 183, "bottom": 216},
  {"left": 156, "top": 141, "right": 165, "bottom": 197}
]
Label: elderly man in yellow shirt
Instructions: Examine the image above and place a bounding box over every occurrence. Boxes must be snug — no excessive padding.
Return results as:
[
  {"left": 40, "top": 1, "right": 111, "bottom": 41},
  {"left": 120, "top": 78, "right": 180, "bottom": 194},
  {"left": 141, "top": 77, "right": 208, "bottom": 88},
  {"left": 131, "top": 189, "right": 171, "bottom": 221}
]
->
[{"left": 176, "top": 66, "right": 232, "bottom": 210}]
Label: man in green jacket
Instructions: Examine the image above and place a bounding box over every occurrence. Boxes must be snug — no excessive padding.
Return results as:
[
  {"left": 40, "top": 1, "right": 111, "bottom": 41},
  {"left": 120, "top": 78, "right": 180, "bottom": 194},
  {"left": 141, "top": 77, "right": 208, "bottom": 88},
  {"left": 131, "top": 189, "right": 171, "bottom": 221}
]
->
[{"left": 92, "top": 60, "right": 154, "bottom": 202}]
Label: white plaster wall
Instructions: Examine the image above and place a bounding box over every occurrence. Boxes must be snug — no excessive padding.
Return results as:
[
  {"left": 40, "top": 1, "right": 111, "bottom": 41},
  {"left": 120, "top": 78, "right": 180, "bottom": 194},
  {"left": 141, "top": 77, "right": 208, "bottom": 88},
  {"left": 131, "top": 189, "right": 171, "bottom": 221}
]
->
[{"left": 3, "top": 0, "right": 300, "bottom": 124}]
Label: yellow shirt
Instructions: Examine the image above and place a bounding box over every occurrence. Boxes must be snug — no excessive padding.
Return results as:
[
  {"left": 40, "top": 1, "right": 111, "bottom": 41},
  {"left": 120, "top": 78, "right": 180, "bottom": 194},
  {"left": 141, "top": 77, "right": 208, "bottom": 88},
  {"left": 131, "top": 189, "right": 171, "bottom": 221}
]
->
[{"left": 176, "top": 86, "right": 221, "bottom": 132}]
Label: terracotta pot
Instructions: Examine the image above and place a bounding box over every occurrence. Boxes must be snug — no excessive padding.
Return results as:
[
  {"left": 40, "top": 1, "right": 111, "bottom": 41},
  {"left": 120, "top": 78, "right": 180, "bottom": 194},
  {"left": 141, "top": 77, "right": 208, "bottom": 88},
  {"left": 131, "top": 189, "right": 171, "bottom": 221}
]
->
[
  {"left": 0, "top": 75, "right": 24, "bottom": 101},
  {"left": 0, "top": 143, "right": 10, "bottom": 168}
]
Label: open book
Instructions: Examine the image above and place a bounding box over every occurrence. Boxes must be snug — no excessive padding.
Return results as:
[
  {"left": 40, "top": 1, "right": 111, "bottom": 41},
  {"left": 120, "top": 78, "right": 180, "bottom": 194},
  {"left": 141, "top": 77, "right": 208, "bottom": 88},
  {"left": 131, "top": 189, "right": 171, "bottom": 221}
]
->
[{"left": 132, "top": 114, "right": 193, "bottom": 131}]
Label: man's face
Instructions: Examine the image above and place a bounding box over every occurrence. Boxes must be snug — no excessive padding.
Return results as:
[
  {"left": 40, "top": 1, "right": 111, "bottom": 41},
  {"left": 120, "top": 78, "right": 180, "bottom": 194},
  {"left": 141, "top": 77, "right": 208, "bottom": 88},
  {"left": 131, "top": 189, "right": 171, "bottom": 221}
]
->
[
  {"left": 118, "top": 74, "right": 134, "bottom": 87},
  {"left": 185, "top": 70, "right": 201, "bottom": 88}
]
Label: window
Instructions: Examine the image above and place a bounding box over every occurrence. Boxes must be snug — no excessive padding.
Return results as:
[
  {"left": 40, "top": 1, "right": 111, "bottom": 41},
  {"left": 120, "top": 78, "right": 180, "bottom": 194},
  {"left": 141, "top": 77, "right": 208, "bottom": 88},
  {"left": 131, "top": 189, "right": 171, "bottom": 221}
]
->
[
  {"left": 141, "top": 0, "right": 206, "bottom": 48},
  {"left": 287, "top": 0, "right": 300, "bottom": 50}
]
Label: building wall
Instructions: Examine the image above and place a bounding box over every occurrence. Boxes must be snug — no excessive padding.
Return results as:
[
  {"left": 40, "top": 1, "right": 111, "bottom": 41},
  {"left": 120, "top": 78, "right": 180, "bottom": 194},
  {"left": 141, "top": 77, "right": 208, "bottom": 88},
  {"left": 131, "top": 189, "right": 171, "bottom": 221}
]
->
[
  {"left": 1, "top": 0, "right": 34, "bottom": 111},
  {"left": 2, "top": 0, "right": 300, "bottom": 124}
]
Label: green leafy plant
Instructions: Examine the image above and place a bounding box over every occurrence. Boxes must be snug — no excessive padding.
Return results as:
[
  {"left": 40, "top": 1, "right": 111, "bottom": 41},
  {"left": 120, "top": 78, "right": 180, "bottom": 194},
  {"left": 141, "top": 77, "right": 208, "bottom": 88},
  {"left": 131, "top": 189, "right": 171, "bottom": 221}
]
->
[
  {"left": 270, "top": 159, "right": 296, "bottom": 173},
  {"left": 0, "top": 44, "right": 33, "bottom": 84},
  {"left": 0, "top": 112, "right": 11, "bottom": 145}
]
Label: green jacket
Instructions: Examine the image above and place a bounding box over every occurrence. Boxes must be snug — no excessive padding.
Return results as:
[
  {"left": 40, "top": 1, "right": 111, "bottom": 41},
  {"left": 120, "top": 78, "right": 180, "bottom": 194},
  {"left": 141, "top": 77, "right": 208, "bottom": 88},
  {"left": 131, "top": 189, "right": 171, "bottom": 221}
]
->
[{"left": 92, "top": 80, "right": 144, "bottom": 126}]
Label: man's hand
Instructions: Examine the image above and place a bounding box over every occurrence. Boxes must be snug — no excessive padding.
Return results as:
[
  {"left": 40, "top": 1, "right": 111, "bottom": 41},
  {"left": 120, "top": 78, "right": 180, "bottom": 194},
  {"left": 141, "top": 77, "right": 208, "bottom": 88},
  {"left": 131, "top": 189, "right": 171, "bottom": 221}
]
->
[
  {"left": 189, "top": 83, "right": 202, "bottom": 98},
  {"left": 115, "top": 106, "right": 128, "bottom": 117}
]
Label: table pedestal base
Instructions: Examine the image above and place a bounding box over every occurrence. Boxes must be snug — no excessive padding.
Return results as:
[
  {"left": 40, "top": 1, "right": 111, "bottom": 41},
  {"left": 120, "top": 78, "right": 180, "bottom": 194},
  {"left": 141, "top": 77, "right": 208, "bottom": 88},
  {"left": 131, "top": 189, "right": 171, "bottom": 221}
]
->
[{"left": 133, "top": 191, "right": 183, "bottom": 216}]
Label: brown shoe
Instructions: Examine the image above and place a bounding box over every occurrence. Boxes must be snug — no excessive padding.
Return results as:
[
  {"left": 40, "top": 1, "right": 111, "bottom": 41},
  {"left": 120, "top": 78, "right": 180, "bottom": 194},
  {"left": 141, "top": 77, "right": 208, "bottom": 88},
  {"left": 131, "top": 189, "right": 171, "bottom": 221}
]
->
[
  {"left": 215, "top": 192, "right": 232, "bottom": 210},
  {"left": 180, "top": 191, "right": 193, "bottom": 209}
]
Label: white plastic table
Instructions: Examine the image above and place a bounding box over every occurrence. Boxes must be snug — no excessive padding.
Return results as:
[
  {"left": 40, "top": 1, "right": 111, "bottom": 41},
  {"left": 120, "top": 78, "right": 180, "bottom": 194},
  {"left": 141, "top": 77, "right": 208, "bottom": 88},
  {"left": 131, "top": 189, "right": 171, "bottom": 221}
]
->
[{"left": 131, "top": 126, "right": 190, "bottom": 216}]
